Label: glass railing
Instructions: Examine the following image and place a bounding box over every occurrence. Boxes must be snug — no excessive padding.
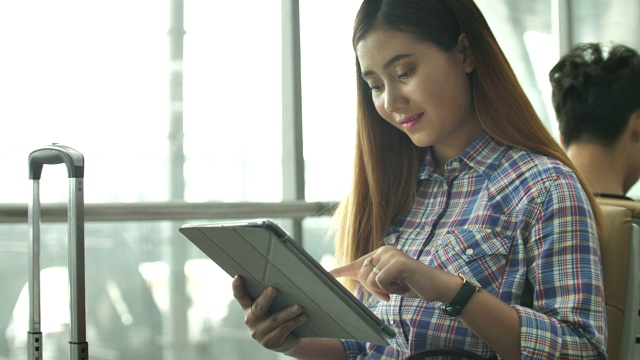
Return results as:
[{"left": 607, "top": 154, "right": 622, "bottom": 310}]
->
[{"left": 0, "top": 202, "right": 337, "bottom": 360}]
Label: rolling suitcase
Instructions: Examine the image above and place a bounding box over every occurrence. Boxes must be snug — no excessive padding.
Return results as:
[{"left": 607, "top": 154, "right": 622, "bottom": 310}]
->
[{"left": 27, "top": 144, "right": 89, "bottom": 360}]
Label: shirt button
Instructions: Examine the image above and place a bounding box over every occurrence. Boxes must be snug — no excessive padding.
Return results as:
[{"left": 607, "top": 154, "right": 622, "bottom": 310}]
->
[
  {"left": 451, "top": 161, "right": 460, "bottom": 168},
  {"left": 465, "top": 248, "right": 474, "bottom": 256}
]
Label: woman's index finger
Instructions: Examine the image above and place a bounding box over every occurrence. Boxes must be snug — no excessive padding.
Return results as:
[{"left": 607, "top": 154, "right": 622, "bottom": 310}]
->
[{"left": 329, "top": 260, "right": 363, "bottom": 279}]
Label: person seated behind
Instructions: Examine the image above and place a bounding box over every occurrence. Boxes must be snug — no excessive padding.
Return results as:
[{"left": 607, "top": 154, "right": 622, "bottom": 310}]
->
[{"left": 549, "top": 42, "right": 640, "bottom": 200}]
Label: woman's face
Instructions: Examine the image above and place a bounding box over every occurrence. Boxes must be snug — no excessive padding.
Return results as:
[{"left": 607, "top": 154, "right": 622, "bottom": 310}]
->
[{"left": 356, "top": 27, "right": 485, "bottom": 166}]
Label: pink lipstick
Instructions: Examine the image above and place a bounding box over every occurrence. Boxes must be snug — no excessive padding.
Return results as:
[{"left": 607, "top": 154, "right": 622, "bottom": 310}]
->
[{"left": 398, "top": 113, "right": 423, "bottom": 130}]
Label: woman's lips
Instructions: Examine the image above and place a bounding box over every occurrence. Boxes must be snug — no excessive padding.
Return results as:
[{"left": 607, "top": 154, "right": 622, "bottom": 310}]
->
[{"left": 398, "top": 113, "right": 423, "bottom": 130}]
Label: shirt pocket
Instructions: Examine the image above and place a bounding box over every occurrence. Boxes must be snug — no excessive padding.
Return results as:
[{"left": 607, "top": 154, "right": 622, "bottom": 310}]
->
[{"left": 429, "top": 228, "right": 510, "bottom": 289}]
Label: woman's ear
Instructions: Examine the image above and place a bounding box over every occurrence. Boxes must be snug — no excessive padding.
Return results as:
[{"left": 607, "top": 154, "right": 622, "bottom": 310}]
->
[{"left": 458, "top": 33, "right": 475, "bottom": 73}]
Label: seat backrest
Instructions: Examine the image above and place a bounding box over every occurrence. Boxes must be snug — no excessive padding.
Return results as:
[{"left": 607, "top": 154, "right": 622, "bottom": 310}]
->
[
  {"left": 598, "top": 197, "right": 640, "bottom": 218},
  {"left": 597, "top": 200, "right": 640, "bottom": 360}
]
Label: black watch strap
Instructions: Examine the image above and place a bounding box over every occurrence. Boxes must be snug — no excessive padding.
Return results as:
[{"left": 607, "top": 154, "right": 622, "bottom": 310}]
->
[{"left": 442, "top": 273, "right": 480, "bottom": 317}]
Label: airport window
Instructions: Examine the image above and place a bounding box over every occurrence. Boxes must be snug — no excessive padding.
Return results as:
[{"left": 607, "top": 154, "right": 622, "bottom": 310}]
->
[{"left": 571, "top": 0, "right": 640, "bottom": 51}]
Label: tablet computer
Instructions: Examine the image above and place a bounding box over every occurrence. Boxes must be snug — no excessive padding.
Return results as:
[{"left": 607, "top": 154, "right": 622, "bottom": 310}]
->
[{"left": 178, "top": 219, "right": 396, "bottom": 345}]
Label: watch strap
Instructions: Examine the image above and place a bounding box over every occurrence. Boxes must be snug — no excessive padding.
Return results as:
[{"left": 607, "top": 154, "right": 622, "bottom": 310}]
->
[{"left": 442, "top": 273, "right": 480, "bottom": 317}]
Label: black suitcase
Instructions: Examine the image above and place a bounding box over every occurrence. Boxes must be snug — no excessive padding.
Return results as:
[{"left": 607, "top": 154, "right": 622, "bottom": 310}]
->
[{"left": 27, "top": 144, "right": 89, "bottom": 360}]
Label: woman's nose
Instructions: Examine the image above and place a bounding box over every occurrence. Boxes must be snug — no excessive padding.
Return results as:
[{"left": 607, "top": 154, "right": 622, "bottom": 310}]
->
[{"left": 384, "top": 86, "right": 408, "bottom": 113}]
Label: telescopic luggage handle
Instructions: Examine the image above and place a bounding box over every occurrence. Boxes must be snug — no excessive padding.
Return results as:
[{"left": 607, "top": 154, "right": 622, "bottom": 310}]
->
[
  {"left": 29, "top": 144, "right": 84, "bottom": 180},
  {"left": 27, "top": 144, "right": 88, "bottom": 360}
]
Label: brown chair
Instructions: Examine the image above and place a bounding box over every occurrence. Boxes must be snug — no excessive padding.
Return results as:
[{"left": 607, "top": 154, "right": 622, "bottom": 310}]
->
[{"left": 596, "top": 202, "right": 640, "bottom": 360}]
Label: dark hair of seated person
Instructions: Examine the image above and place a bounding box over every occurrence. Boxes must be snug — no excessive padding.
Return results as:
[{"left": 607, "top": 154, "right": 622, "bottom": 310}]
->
[{"left": 549, "top": 42, "right": 640, "bottom": 198}]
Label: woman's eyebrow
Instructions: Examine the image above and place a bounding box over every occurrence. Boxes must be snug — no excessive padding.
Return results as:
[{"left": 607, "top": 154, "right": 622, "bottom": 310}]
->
[{"left": 361, "top": 53, "right": 413, "bottom": 78}]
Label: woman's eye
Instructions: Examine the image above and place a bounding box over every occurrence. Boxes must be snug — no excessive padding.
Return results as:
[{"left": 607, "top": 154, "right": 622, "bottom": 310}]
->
[
  {"left": 369, "top": 84, "right": 384, "bottom": 92},
  {"left": 398, "top": 68, "right": 414, "bottom": 79}
]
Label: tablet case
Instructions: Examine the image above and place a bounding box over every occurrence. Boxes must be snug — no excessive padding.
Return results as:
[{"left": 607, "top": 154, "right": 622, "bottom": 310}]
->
[{"left": 178, "top": 219, "right": 395, "bottom": 345}]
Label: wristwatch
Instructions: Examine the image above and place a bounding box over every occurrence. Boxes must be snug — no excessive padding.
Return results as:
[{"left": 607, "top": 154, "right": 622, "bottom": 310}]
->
[{"left": 442, "top": 273, "right": 480, "bottom": 317}]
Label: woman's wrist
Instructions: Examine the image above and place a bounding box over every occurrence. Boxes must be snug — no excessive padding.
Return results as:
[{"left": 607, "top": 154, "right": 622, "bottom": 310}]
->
[
  {"left": 407, "top": 264, "right": 462, "bottom": 303},
  {"left": 280, "top": 339, "right": 302, "bottom": 357}
]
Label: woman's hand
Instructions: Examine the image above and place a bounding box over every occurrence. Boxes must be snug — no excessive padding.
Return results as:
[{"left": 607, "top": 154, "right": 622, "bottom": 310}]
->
[
  {"left": 330, "top": 245, "right": 445, "bottom": 302},
  {"left": 231, "top": 275, "right": 307, "bottom": 354}
]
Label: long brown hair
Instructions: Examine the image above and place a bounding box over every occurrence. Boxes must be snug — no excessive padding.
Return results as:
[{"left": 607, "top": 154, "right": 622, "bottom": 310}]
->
[{"left": 335, "top": 0, "right": 603, "bottom": 288}]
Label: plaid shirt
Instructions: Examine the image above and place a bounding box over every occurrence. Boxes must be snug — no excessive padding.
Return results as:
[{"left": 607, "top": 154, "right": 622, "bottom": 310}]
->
[{"left": 341, "top": 135, "right": 607, "bottom": 359}]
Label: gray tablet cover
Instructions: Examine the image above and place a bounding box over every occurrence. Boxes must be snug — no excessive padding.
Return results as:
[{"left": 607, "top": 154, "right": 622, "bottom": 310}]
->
[{"left": 178, "top": 219, "right": 395, "bottom": 345}]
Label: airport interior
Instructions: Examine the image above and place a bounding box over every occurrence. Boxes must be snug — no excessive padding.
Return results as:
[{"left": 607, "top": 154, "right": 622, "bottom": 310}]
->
[{"left": 0, "top": 0, "right": 639, "bottom": 359}]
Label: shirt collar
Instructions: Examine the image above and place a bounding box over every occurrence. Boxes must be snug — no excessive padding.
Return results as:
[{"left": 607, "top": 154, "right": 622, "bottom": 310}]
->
[{"left": 417, "top": 134, "right": 509, "bottom": 180}]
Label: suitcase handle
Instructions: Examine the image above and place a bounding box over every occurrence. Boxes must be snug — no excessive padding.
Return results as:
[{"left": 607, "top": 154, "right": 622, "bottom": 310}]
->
[
  {"left": 28, "top": 144, "right": 84, "bottom": 180},
  {"left": 28, "top": 144, "right": 88, "bottom": 360}
]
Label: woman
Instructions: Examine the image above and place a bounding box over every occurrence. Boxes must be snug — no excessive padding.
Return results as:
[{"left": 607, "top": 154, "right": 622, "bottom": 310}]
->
[{"left": 233, "top": 0, "right": 607, "bottom": 358}]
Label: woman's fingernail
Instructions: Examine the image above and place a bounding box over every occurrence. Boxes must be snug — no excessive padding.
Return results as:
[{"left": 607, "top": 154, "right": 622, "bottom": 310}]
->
[
  {"left": 267, "top": 287, "right": 277, "bottom": 296},
  {"left": 298, "top": 315, "right": 307, "bottom": 323},
  {"left": 292, "top": 305, "right": 301, "bottom": 314}
]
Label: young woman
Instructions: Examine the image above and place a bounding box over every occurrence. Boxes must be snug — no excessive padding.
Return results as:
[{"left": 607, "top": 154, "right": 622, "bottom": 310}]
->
[
  {"left": 550, "top": 42, "right": 640, "bottom": 200},
  {"left": 233, "top": 0, "right": 607, "bottom": 358}
]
